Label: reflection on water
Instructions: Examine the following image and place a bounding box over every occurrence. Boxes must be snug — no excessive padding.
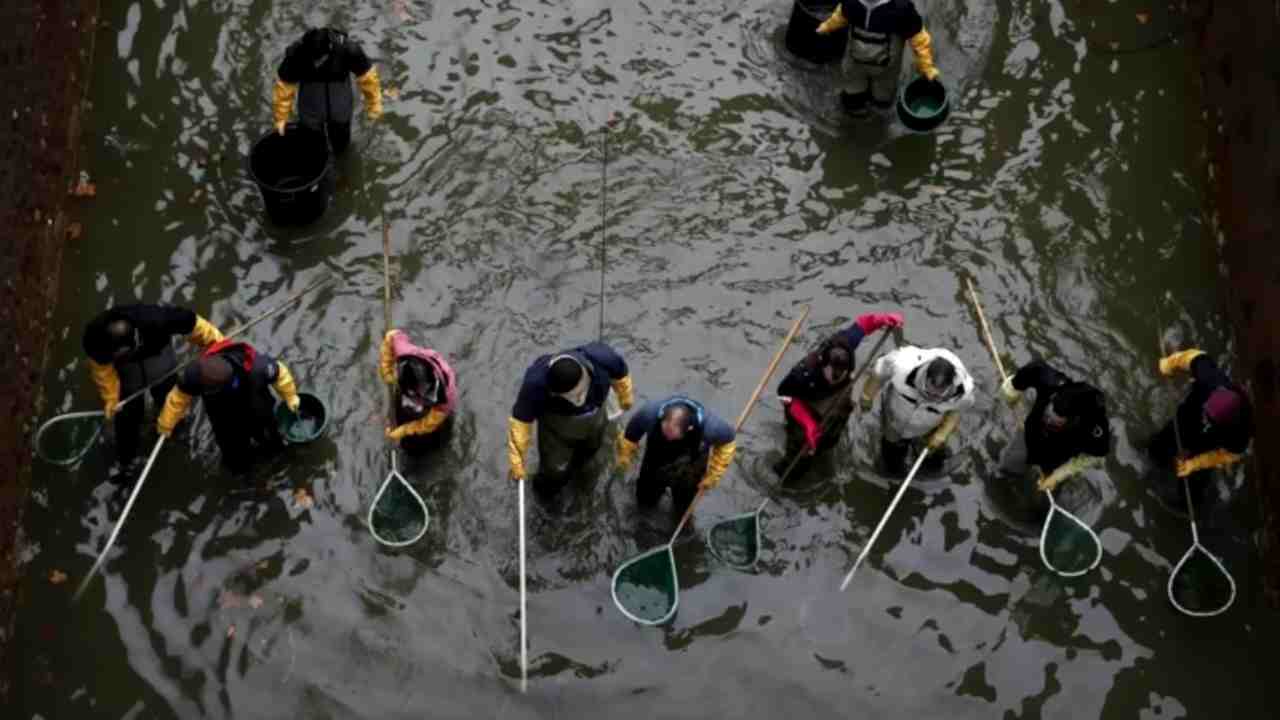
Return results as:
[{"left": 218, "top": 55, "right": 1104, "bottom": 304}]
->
[{"left": 19, "top": 0, "right": 1279, "bottom": 718}]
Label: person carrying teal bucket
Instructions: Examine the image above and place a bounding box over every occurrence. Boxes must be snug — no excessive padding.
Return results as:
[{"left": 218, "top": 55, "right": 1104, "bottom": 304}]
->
[
  {"left": 156, "top": 339, "right": 304, "bottom": 477},
  {"left": 82, "top": 305, "right": 224, "bottom": 477},
  {"left": 816, "top": 1, "right": 941, "bottom": 116}
]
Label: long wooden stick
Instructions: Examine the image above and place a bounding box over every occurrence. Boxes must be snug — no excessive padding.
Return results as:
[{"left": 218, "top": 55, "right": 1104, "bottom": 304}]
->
[
  {"left": 668, "top": 305, "right": 810, "bottom": 543},
  {"left": 72, "top": 435, "right": 167, "bottom": 602},
  {"left": 965, "top": 278, "right": 1007, "bottom": 383}
]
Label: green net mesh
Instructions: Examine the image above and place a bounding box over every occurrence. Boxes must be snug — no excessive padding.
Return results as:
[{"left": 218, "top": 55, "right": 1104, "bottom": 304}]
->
[
  {"left": 1170, "top": 548, "right": 1235, "bottom": 615},
  {"left": 612, "top": 546, "right": 677, "bottom": 625},
  {"left": 370, "top": 475, "right": 429, "bottom": 545},
  {"left": 36, "top": 414, "right": 103, "bottom": 466},
  {"left": 707, "top": 514, "right": 759, "bottom": 569},
  {"left": 1041, "top": 510, "right": 1101, "bottom": 576}
]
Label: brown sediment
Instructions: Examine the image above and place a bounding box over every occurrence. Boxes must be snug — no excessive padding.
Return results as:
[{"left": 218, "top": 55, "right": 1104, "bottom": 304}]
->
[
  {"left": 0, "top": 0, "right": 100, "bottom": 702},
  {"left": 1189, "top": 0, "right": 1280, "bottom": 604}
]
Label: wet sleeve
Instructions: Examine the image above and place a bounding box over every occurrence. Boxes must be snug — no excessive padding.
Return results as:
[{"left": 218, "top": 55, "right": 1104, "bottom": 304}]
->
[
  {"left": 900, "top": 3, "right": 925, "bottom": 39},
  {"left": 624, "top": 400, "right": 662, "bottom": 443},
  {"left": 510, "top": 366, "right": 545, "bottom": 424},
  {"left": 835, "top": 324, "right": 867, "bottom": 351},
  {"left": 277, "top": 47, "right": 305, "bottom": 84}
]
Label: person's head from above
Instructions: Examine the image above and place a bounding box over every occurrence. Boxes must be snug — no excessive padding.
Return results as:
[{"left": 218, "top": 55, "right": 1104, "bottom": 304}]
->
[
  {"left": 398, "top": 358, "right": 439, "bottom": 413},
  {"left": 195, "top": 356, "right": 236, "bottom": 394},
  {"left": 548, "top": 355, "right": 588, "bottom": 406},
  {"left": 821, "top": 345, "right": 852, "bottom": 385},
  {"left": 1203, "top": 387, "right": 1244, "bottom": 431},
  {"left": 302, "top": 27, "right": 337, "bottom": 66},
  {"left": 659, "top": 400, "right": 701, "bottom": 442},
  {"left": 105, "top": 317, "right": 138, "bottom": 360},
  {"left": 918, "top": 356, "right": 956, "bottom": 402}
]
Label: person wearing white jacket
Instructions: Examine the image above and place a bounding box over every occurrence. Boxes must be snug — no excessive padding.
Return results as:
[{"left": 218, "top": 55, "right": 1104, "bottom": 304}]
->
[{"left": 859, "top": 346, "right": 975, "bottom": 475}]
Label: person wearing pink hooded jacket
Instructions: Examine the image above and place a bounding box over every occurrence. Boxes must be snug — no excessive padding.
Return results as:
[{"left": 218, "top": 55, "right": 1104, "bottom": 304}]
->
[{"left": 378, "top": 329, "right": 459, "bottom": 455}]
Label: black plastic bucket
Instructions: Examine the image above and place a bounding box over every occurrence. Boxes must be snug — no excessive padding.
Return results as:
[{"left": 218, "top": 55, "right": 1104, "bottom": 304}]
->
[
  {"left": 248, "top": 123, "right": 332, "bottom": 226},
  {"left": 897, "top": 77, "right": 950, "bottom": 132},
  {"left": 784, "top": 1, "right": 847, "bottom": 65}
]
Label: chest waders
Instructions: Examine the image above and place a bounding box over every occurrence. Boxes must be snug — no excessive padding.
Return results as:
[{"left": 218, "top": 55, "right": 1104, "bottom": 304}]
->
[{"left": 111, "top": 345, "right": 179, "bottom": 465}]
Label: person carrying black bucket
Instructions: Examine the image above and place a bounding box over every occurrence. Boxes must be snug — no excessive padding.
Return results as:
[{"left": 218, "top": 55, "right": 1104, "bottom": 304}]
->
[
  {"left": 83, "top": 305, "right": 225, "bottom": 477},
  {"left": 816, "top": 1, "right": 940, "bottom": 116},
  {"left": 507, "top": 343, "right": 634, "bottom": 499},
  {"left": 774, "top": 311, "right": 903, "bottom": 480},
  {"left": 379, "top": 329, "right": 458, "bottom": 456},
  {"left": 616, "top": 396, "right": 736, "bottom": 520},
  {"left": 1148, "top": 349, "right": 1253, "bottom": 509},
  {"left": 999, "top": 360, "right": 1111, "bottom": 507},
  {"left": 272, "top": 27, "right": 383, "bottom": 155},
  {"left": 156, "top": 339, "right": 303, "bottom": 476},
  {"left": 860, "top": 347, "right": 974, "bottom": 475}
]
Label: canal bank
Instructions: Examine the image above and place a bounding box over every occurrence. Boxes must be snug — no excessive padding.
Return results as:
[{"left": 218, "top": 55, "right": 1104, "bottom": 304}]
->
[{"left": 0, "top": 0, "right": 98, "bottom": 704}]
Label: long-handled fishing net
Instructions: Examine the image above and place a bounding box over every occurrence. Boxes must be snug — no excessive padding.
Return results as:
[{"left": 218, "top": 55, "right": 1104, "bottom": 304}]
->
[
  {"left": 611, "top": 306, "right": 809, "bottom": 625},
  {"left": 1157, "top": 324, "right": 1236, "bottom": 617},
  {"left": 967, "top": 279, "right": 1103, "bottom": 577},
  {"left": 35, "top": 274, "right": 336, "bottom": 466},
  {"left": 840, "top": 448, "right": 930, "bottom": 590},
  {"left": 706, "top": 321, "right": 892, "bottom": 569},
  {"left": 367, "top": 219, "right": 430, "bottom": 547}
]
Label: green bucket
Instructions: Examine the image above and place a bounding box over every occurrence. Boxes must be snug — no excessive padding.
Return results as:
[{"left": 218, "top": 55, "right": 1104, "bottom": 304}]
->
[
  {"left": 275, "top": 392, "right": 329, "bottom": 444},
  {"left": 897, "top": 76, "right": 950, "bottom": 132}
]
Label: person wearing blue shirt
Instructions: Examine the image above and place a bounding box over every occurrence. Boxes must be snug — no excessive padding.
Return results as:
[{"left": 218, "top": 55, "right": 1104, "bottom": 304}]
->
[
  {"left": 507, "top": 342, "right": 634, "bottom": 498},
  {"left": 616, "top": 396, "right": 737, "bottom": 518}
]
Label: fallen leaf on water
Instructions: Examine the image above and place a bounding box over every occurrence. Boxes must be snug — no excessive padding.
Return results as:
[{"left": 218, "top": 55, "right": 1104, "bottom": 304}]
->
[
  {"left": 293, "top": 488, "right": 314, "bottom": 509},
  {"left": 256, "top": 559, "right": 270, "bottom": 572},
  {"left": 249, "top": 594, "right": 264, "bottom": 609},
  {"left": 392, "top": 0, "right": 413, "bottom": 21},
  {"left": 70, "top": 181, "right": 96, "bottom": 198},
  {"left": 66, "top": 222, "right": 82, "bottom": 241},
  {"left": 385, "top": 86, "right": 400, "bottom": 100},
  {"left": 1136, "top": 12, "right": 1150, "bottom": 24},
  {"left": 219, "top": 590, "right": 243, "bottom": 609},
  {"left": 227, "top": 624, "right": 236, "bottom": 639},
  {"left": 49, "top": 569, "right": 68, "bottom": 585}
]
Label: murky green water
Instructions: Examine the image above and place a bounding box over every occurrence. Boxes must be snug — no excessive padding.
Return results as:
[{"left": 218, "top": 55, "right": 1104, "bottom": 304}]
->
[{"left": 18, "top": 1, "right": 1277, "bottom": 718}]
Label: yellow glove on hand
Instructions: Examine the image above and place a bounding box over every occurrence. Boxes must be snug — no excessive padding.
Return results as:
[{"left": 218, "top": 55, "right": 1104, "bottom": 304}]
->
[
  {"left": 926, "top": 412, "right": 959, "bottom": 450},
  {"left": 1158, "top": 349, "right": 1205, "bottom": 377},
  {"left": 1000, "top": 376, "right": 1022, "bottom": 405},
  {"left": 859, "top": 374, "right": 883, "bottom": 413},
  {"left": 611, "top": 374, "right": 635, "bottom": 411},
  {"left": 699, "top": 441, "right": 736, "bottom": 490},
  {"left": 1176, "top": 449, "right": 1241, "bottom": 477},
  {"left": 616, "top": 433, "right": 639, "bottom": 472},
  {"left": 507, "top": 417, "right": 532, "bottom": 482},
  {"left": 816, "top": 4, "right": 848, "bottom": 34}
]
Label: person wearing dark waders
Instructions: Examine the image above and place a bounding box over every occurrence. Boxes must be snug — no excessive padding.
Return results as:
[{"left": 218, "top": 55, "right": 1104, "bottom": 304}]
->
[
  {"left": 615, "top": 397, "right": 737, "bottom": 522},
  {"left": 1148, "top": 349, "right": 1253, "bottom": 510},
  {"left": 507, "top": 344, "right": 635, "bottom": 498},
  {"left": 815, "top": 1, "right": 941, "bottom": 116},
  {"left": 272, "top": 27, "right": 383, "bottom": 155},
  {"left": 156, "top": 339, "right": 303, "bottom": 476},
  {"left": 998, "top": 360, "right": 1111, "bottom": 507},
  {"left": 774, "top": 312, "right": 904, "bottom": 479},
  {"left": 83, "top": 305, "right": 225, "bottom": 476},
  {"left": 860, "top": 346, "right": 974, "bottom": 475},
  {"left": 378, "top": 329, "right": 458, "bottom": 456}
]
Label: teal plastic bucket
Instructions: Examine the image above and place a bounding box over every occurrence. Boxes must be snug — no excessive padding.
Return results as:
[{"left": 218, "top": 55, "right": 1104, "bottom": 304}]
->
[
  {"left": 275, "top": 392, "right": 328, "bottom": 444},
  {"left": 897, "top": 76, "right": 950, "bottom": 132}
]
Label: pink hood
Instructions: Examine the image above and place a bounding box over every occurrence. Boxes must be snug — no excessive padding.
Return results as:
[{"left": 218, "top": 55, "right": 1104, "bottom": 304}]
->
[{"left": 390, "top": 330, "right": 458, "bottom": 413}]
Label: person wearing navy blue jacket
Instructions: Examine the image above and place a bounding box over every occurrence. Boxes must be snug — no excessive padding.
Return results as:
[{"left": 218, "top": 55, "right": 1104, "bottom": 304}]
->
[
  {"left": 615, "top": 396, "right": 737, "bottom": 517},
  {"left": 507, "top": 342, "right": 635, "bottom": 498},
  {"left": 774, "top": 312, "right": 903, "bottom": 478}
]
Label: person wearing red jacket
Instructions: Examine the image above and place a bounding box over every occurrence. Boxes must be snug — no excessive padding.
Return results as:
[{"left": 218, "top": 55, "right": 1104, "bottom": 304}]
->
[{"left": 774, "top": 311, "right": 903, "bottom": 479}]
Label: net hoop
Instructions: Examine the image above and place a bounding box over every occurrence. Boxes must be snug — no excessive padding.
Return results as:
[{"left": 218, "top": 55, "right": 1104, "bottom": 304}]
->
[
  {"left": 367, "top": 454, "right": 430, "bottom": 548},
  {"left": 610, "top": 544, "right": 679, "bottom": 626},
  {"left": 35, "top": 410, "right": 106, "bottom": 466},
  {"left": 1038, "top": 489, "right": 1103, "bottom": 577}
]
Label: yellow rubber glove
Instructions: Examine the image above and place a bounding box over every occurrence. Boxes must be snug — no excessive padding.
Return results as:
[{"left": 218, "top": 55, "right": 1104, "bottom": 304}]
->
[
  {"left": 859, "top": 373, "right": 883, "bottom": 413},
  {"left": 387, "top": 407, "right": 447, "bottom": 440},
  {"left": 1176, "top": 448, "right": 1242, "bottom": 477},
  {"left": 1000, "top": 376, "right": 1022, "bottom": 405},
  {"left": 378, "top": 330, "right": 399, "bottom": 385},
  {"left": 816, "top": 4, "right": 848, "bottom": 34},
  {"left": 616, "top": 432, "right": 639, "bottom": 472},
  {"left": 187, "top": 315, "right": 225, "bottom": 348},
  {"left": 272, "top": 79, "right": 297, "bottom": 135},
  {"left": 356, "top": 67, "right": 383, "bottom": 121},
  {"left": 611, "top": 374, "right": 635, "bottom": 411},
  {"left": 156, "top": 387, "right": 194, "bottom": 436},
  {"left": 699, "top": 440, "right": 736, "bottom": 491},
  {"left": 273, "top": 360, "right": 301, "bottom": 412},
  {"left": 926, "top": 412, "right": 959, "bottom": 450},
  {"left": 908, "top": 29, "right": 940, "bottom": 81},
  {"left": 507, "top": 417, "right": 533, "bottom": 481},
  {"left": 1037, "top": 455, "right": 1102, "bottom": 492},
  {"left": 1158, "top": 349, "right": 1205, "bottom": 377},
  {"left": 89, "top": 359, "right": 121, "bottom": 420}
]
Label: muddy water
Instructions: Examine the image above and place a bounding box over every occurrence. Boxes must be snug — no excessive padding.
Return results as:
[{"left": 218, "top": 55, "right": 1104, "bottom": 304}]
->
[{"left": 17, "top": 1, "right": 1277, "bottom": 718}]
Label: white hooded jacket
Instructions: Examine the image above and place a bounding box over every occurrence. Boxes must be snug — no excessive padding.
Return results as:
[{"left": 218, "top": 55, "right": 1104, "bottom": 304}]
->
[{"left": 870, "top": 346, "right": 975, "bottom": 440}]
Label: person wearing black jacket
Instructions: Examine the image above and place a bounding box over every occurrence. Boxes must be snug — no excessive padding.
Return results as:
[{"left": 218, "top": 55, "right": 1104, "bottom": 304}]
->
[
  {"left": 271, "top": 27, "right": 383, "bottom": 154},
  {"left": 999, "top": 360, "right": 1110, "bottom": 494},
  {"left": 1149, "top": 349, "right": 1253, "bottom": 505},
  {"left": 774, "top": 311, "right": 902, "bottom": 479},
  {"left": 82, "top": 305, "right": 223, "bottom": 468}
]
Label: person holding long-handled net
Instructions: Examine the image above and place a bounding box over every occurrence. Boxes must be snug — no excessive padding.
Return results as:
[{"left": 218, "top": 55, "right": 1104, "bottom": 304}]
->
[
  {"left": 615, "top": 396, "right": 737, "bottom": 533},
  {"left": 75, "top": 305, "right": 225, "bottom": 475},
  {"left": 377, "top": 330, "right": 458, "bottom": 456},
  {"left": 773, "top": 311, "right": 904, "bottom": 482}
]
